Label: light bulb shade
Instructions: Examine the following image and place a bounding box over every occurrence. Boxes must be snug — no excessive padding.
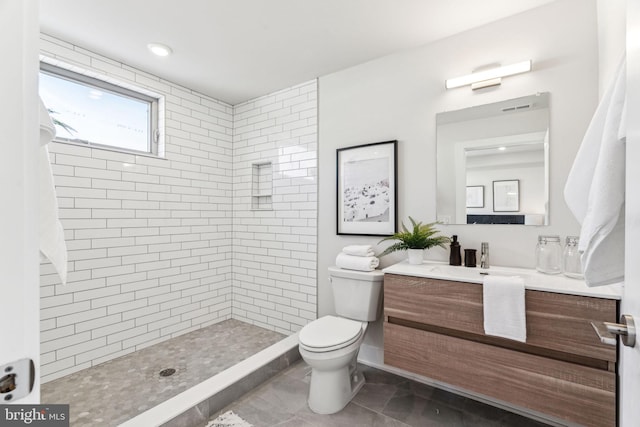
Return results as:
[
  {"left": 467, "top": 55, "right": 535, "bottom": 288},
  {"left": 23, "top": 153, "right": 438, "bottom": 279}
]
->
[
  {"left": 445, "top": 60, "right": 532, "bottom": 89},
  {"left": 147, "top": 43, "right": 172, "bottom": 57}
]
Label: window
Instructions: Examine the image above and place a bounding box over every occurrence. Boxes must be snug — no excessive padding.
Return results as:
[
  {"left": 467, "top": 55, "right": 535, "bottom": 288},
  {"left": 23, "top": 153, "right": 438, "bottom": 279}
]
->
[{"left": 39, "top": 63, "right": 160, "bottom": 155}]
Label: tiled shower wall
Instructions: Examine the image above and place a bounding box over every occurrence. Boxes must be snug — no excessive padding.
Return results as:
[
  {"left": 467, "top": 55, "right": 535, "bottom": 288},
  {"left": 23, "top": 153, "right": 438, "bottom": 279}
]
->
[
  {"left": 232, "top": 81, "right": 318, "bottom": 334},
  {"left": 39, "top": 35, "right": 234, "bottom": 382},
  {"left": 39, "top": 36, "right": 319, "bottom": 382}
]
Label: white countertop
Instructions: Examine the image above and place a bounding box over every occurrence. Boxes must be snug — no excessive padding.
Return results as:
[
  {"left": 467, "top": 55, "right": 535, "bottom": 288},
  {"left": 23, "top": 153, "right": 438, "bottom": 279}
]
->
[{"left": 382, "top": 260, "right": 622, "bottom": 300}]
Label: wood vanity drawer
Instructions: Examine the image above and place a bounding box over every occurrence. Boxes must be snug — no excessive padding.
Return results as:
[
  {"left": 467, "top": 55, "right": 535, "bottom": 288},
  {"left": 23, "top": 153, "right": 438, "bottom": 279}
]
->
[
  {"left": 384, "top": 322, "right": 616, "bottom": 427},
  {"left": 384, "top": 273, "right": 617, "bottom": 364}
]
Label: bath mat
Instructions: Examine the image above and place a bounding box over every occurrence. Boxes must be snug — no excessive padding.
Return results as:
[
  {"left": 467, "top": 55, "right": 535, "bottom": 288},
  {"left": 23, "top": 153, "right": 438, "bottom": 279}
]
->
[{"left": 206, "top": 410, "right": 253, "bottom": 427}]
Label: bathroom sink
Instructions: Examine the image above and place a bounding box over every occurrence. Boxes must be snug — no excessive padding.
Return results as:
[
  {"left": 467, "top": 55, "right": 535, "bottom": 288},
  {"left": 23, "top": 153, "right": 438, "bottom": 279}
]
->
[{"left": 426, "top": 264, "right": 530, "bottom": 284}]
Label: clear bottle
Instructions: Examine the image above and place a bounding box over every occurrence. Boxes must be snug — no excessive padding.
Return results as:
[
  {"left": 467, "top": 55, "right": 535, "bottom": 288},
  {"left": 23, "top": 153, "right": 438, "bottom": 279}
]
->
[
  {"left": 536, "top": 235, "right": 562, "bottom": 274},
  {"left": 562, "top": 236, "right": 583, "bottom": 279}
]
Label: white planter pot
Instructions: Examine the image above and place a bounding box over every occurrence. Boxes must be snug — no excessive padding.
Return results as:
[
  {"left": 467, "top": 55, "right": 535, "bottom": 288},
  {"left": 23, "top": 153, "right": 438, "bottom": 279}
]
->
[{"left": 407, "top": 249, "right": 424, "bottom": 265}]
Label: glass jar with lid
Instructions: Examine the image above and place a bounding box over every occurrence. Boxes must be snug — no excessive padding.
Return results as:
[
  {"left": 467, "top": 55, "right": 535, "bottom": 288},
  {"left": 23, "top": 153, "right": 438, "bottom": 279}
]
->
[
  {"left": 562, "top": 236, "right": 583, "bottom": 279},
  {"left": 536, "top": 235, "right": 562, "bottom": 274}
]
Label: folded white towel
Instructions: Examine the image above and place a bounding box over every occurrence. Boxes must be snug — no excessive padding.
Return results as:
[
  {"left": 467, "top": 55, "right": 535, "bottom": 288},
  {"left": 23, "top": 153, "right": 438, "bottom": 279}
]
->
[
  {"left": 483, "top": 275, "right": 526, "bottom": 342},
  {"left": 39, "top": 98, "right": 68, "bottom": 285},
  {"left": 342, "top": 245, "right": 375, "bottom": 257},
  {"left": 564, "top": 57, "right": 626, "bottom": 286},
  {"left": 335, "top": 252, "right": 379, "bottom": 272}
]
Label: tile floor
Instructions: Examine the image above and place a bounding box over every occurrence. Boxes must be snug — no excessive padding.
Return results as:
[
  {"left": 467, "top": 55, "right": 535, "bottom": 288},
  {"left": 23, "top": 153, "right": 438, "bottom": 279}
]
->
[
  {"left": 212, "top": 361, "right": 554, "bottom": 427},
  {"left": 41, "top": 319, "right": 284, "bottom": 426}
]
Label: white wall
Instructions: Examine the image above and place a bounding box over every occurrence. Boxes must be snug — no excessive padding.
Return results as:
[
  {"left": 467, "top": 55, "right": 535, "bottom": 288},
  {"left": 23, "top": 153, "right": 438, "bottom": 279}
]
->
[
  {"left": 597, "top": 0, "right": 626, "bottom": 97},
  {"left": 39, "top": 35, "right": 235, "bottom": 382},
  {"left": 232, "top": 81, "right": 318, "bottom": 334},
  {"left": 318, "top": 0, "right": 599, "bottom": 357}
]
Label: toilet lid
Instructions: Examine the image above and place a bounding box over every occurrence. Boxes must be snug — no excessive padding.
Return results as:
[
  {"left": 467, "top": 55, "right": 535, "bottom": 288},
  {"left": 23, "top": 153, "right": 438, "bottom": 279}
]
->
[{"left": 299, "top": 315, "right": 363, "bottom": 350}]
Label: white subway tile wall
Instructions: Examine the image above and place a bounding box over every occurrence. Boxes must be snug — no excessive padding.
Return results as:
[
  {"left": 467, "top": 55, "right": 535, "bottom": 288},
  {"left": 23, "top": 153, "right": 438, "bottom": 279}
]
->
[
  {"left": 39, "top": 35, "right": 235, "bottom": 383},
  {"left": 232, "top": 81, "right": 318, "bottom": 334},
  {"left": 39, "top": 35, "right": 318, "bottom": 383}
]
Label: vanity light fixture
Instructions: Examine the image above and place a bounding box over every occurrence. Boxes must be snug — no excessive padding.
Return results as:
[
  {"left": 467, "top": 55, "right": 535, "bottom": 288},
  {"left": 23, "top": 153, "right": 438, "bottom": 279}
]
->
[
  {"left": 147, "top": 43, "right": 172, "bottom": 57},
  {"left": 445, "top": 60, "right": 532, "bottom": 90}
]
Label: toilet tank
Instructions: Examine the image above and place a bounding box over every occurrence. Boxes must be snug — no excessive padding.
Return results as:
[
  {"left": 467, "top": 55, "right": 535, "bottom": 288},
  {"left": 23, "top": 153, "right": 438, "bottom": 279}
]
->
[{"left": 329, "top": 266, "right": 384, "bottom": 321}]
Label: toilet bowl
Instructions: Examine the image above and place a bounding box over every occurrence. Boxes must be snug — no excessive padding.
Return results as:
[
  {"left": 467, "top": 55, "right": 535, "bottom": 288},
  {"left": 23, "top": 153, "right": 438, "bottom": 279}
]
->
[
  {"left": 299, "top": 315, "right": 367, "bottom": 414},
  {"left": 298, "top": 267, "right": 384, "bottom": 414}
]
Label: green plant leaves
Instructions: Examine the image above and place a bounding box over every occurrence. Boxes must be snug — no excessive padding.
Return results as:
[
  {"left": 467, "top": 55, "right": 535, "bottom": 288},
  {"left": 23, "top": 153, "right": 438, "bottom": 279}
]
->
[{"left": 378, "top": 217, "right": 450, "bottom": 256}]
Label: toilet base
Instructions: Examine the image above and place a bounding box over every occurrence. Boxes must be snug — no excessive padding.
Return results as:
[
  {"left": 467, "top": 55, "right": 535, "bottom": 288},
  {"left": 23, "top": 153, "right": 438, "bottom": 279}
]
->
[{"left": 308, "top": 360, "right": 365, "bottom": 414}]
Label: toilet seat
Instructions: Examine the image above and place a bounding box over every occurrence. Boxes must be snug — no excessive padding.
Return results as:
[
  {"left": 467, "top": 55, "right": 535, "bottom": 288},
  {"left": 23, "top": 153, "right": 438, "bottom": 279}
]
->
[{"left": 299, "top": 315, "right": 364, "bottom": 353}]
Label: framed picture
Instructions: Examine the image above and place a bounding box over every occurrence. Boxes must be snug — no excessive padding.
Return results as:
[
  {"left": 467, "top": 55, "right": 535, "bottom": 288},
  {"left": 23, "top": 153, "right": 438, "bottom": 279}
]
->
[
  {"left": 493, "top": 180, "right": 520, "bottom": 212},
  {"left": 466, "top": 185, "right": 484, "bottom": 208},
  {"left": 337, "top": 140, "right": 397, "bottom": 236}
]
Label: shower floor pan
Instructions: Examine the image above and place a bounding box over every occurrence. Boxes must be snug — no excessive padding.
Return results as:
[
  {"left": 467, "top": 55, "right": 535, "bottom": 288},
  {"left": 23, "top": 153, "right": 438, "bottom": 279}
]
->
[{"left": 40, "top": 319, "right": 298, "bottom": 426}]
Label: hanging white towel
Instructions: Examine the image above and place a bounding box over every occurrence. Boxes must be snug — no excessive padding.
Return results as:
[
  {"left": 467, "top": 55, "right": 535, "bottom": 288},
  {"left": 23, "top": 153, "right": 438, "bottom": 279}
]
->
[
  {"left": 39, "top": 98, "right": 68, "bottom": 285},
  {"left": 564, "top": 57, "right": 626, "bottom": 287},
  {"left": 483, "top": 275, "right": 526, "bottom": 342},
  {"left": 342, "top": 245, "right": 375, "bottom": 257},
  {"left": 335, "top": 252, "right": 379, "bottom": 272}
]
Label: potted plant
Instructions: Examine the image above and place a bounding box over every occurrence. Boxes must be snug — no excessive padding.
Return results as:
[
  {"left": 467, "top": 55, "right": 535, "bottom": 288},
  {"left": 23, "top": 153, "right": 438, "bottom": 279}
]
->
[{"left": 379, "top": 217, "right": 450, "bottom": 265}]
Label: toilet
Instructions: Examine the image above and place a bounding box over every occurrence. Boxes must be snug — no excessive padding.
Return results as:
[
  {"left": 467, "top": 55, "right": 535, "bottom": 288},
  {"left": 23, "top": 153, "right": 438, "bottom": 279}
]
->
[{"left": 298, "top": 266, "right": 384, "bottom": 414}]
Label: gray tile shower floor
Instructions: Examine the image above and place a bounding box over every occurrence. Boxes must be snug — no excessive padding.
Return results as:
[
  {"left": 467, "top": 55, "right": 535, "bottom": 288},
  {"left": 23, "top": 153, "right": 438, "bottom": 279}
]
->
[
  {"left": 212, "top": 360, "right": 553, "bottom": 427},
  {"left": 41, "top": 319, "right": 284, "bottom": 426}
]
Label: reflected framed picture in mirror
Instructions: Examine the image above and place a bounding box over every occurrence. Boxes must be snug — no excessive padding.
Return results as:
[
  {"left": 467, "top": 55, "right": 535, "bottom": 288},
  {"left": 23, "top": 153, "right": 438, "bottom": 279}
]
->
[
  {"left": 493, "top": 180, "right": 519, "bottom": 212},
  {"left": 466, "top": 186, "right": 484, "bottom": 208},
  {"left": 336, "top": 140, "right": 397, "bottom": 236}
]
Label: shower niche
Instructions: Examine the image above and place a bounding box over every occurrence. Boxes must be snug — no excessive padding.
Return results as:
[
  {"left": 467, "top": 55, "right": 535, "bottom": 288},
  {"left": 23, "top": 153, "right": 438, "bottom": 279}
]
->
[{"left": 251, "top": 161, "right": 273, "bottom": 210}]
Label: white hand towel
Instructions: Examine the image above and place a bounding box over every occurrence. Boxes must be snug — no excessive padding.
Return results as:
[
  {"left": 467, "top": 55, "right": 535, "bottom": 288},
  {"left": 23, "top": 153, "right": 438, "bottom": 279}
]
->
[
  {"left": 335, "top": 252, "right": 379, "bottom": 272},
  {"left": 483, "top": 275, "right": 526, "bottom": 342},
  {"left": 342, "top": 245, "right": 375, "bottom": 257},
  {"left": 564, "top": 56, "right": 626, "bottom": 286},
  {"left": 39, "top": 98, "right": 68, "bottom": 285}
]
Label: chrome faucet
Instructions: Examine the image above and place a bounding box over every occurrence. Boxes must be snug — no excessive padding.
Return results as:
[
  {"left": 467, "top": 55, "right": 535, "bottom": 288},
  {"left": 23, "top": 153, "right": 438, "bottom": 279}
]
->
[{"left": 480, "top": 242, "right": 490, "bottom": 269}]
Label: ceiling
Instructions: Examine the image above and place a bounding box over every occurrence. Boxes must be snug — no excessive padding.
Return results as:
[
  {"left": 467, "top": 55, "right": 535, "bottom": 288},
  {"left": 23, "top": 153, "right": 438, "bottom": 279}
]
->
[{"left": 39, "top": 0, "right": 556, "bottom": 105}]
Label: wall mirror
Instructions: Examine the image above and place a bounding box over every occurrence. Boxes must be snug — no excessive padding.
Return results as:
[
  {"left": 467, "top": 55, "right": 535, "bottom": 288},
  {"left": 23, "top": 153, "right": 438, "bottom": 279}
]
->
[{"left": 436, "top": 92, "right": 549, "bottom": 225}]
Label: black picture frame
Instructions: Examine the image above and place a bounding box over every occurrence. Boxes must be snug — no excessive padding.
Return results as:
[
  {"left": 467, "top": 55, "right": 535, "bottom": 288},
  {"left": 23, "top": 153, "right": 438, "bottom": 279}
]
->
[
  {"left": 466, "top": 185, "right": 484, "bottom": 208},
  {"left": 493, "top": 179, "right": 520, "bottom": 212},
  {"left": 336, "top": 140, "right": 398, "bottom": 236}
]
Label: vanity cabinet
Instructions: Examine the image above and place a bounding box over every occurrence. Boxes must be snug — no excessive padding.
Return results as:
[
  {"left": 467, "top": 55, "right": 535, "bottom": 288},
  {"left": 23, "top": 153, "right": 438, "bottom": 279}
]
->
[{"left": 383, "top": 273, "right": 617, "bottom": 427}]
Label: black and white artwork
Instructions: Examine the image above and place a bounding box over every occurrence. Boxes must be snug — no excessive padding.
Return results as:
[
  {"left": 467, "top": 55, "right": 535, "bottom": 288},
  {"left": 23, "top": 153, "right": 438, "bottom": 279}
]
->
[{"left": 337, "top": 140, "right": 397, "bottom": 235}]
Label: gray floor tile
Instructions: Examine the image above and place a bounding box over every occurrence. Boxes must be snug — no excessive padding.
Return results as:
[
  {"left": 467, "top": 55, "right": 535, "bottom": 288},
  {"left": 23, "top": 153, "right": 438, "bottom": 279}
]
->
[
  {"left": 383, "top": 392, "right": 464, "bottom": 427},
  {"left": 351, "top": 382, "right": 398, "bottom": 413},
  {"left": 225, "top": 395, "right": 300, "bottom": 427},
  {"left": 213, "top": 360, "right": 553, "bottom": 427},
  {"left": 499, "top": 413, "right": 554, "bottom": 427},
  {"left": 297, "top": 401, "right": 410, "bottom": 427},
  {"left": 272, "top": 416, "right": 318, "bottom": 427}
]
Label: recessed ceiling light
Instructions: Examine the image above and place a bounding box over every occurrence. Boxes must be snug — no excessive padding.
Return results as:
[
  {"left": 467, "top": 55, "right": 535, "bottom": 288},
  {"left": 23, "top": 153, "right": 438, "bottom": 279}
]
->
[
  {"left": 498, "top": 146, "right": 507, "bottom": 151},
  {"left": 147, "top": 43, "right": 172, "bottom": 57}
]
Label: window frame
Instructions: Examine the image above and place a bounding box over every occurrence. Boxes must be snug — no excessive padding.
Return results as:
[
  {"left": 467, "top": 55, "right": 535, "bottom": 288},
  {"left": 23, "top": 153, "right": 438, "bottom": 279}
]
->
[{"left": 40, "top": 62, "right": 160, "bottom": 156}]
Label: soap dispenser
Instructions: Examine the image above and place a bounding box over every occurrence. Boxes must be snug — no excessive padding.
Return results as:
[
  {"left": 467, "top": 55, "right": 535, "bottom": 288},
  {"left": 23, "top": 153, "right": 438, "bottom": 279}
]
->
[{"left": 449, "top": 235, "right": 462, "bottom": 266}]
